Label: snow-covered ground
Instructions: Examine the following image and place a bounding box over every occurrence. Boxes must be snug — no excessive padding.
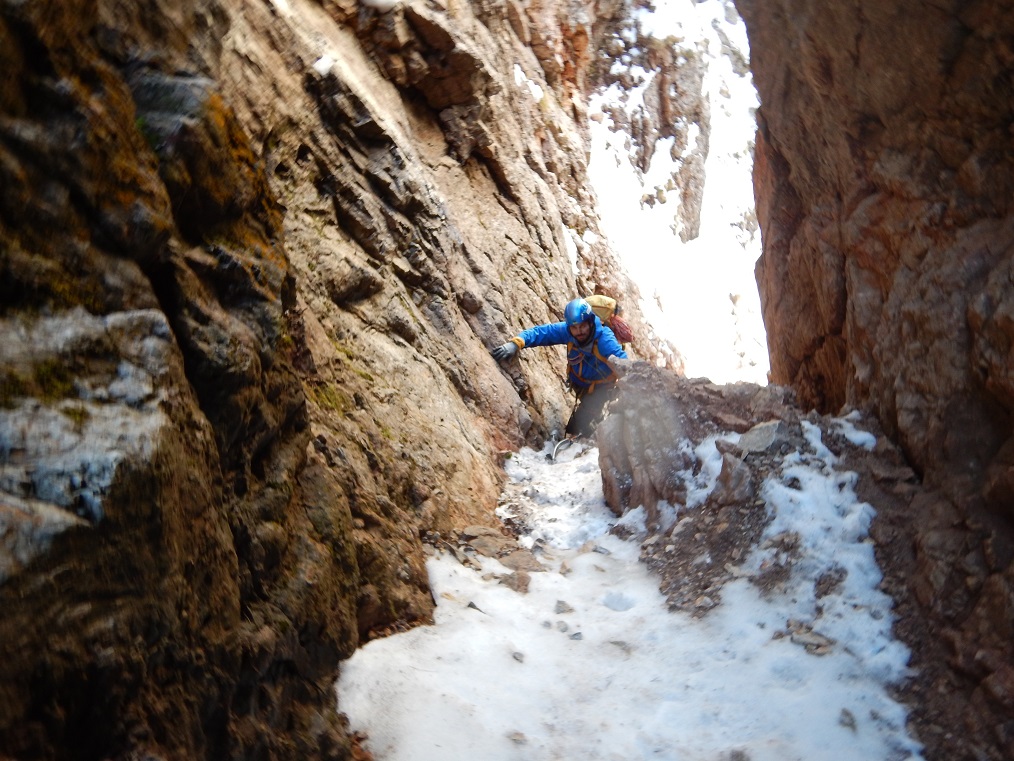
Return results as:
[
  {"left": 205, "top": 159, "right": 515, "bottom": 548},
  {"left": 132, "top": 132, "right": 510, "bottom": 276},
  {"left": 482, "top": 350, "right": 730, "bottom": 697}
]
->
[{"left": 337, "top": 424, "right": 924, "bottom": 761}]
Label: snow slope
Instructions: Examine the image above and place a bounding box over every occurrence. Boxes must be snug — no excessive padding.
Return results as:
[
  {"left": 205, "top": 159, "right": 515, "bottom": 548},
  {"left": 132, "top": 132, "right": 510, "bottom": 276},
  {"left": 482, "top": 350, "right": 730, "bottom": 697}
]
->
[{"left": 338, "top": 429, "right": 923, "bottom": 761}]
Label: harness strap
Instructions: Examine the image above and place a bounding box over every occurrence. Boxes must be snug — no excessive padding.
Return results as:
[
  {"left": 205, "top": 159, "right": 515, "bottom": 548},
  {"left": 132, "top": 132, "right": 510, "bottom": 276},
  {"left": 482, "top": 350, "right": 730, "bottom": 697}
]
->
[{"left": 568, "top": 338, "right": 617, "bottom": 396}]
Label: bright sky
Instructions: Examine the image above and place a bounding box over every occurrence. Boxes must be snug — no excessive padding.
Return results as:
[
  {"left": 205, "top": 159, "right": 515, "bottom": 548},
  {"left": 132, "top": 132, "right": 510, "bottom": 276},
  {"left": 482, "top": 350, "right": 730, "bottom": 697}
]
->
[
  {"left": 586, "top": 0, "right": 769, "bottom": 385},
  {"left": 337, "top": 419, "right": 924, "bottom": 761}
]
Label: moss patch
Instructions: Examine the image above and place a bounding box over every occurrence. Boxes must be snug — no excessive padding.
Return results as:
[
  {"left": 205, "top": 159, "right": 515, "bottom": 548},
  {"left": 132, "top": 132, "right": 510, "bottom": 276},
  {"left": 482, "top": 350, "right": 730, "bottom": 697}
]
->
[
  {"left": 0, "top": 360, "right": 79, "bottom": 407},
  {"left": 353, "top": 368, "right": 374, "bottom": 383},
  {"left": 0, "top": 244, "right": 105, "bottom": 316},
  {"left": 59, "top": 404, "right": 91, "bottom": 432},
  {"left": 34, "top": 360, "right": 76, "bottom": 401},
  {"left": 311, "top": 383, "right": 352, "bottom": 415},
  {"left": 0, "top": 371, "right": 28, "bottom": 408}
]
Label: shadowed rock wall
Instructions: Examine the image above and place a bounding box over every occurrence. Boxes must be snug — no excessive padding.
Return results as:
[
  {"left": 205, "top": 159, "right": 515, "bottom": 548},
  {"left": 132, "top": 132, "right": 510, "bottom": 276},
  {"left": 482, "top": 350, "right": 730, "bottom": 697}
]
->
[{"left": 737, "top": 0, "right": 1014, "bottom": 754}]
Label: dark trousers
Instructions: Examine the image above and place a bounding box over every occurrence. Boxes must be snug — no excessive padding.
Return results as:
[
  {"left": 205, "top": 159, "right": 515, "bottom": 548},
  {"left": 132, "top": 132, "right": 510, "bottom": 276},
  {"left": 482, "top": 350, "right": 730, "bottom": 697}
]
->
[{"left": 565, "top": 383, "right": 619, "bottom": 438}]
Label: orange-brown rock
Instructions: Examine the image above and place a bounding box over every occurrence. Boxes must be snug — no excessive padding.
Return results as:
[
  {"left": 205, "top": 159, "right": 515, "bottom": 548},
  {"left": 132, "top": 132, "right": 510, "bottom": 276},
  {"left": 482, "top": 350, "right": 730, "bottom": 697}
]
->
[
  {"left": 738, "top": 1, "right": 1014, "bottom": 757},
  {"left": 741, "top": 0, "right": 1014, "bottom": 492},
  {"left": 0, "top": 0, "right": 665, "bottom": 757}
]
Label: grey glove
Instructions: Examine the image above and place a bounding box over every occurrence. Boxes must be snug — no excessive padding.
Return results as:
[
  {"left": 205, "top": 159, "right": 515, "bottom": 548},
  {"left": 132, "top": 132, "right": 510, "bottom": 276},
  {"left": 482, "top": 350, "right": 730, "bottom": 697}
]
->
[{"left": 491, "top": 342, "right": 519, "bottom": 361}]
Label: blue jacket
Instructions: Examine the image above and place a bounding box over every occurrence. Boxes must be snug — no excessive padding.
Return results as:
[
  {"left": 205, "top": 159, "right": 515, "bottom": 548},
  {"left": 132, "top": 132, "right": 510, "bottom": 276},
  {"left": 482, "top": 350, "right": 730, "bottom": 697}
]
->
[{"left": 514, "top": 317, "right": 627, "bottom": 394}]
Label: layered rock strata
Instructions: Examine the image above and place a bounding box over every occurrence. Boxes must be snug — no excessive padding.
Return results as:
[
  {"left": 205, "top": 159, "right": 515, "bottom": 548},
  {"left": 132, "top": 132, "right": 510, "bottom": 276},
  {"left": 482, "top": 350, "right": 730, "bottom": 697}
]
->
[{"left": 0, "top": 0, "right": 666, "bottom": 757}]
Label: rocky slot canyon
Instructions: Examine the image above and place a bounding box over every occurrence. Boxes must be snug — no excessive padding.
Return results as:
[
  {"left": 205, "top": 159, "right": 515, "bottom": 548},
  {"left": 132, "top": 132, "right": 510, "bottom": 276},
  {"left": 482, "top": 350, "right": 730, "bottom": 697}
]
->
[{"left": 0, "top": 0, "right": 1012, "bottom": 760}]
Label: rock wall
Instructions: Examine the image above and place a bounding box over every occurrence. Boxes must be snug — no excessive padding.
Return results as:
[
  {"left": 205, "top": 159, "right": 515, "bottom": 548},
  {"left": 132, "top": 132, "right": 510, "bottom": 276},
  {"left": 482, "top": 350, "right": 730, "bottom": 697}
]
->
[
  {"left": 740, "top": 0, "right": 1014, "bottom": 492},
  {"left": 0, "top": 0, "right": 665, "bottom": 758},
  {"left": 737, "top": 0, "right": 1014, "bottom": 753}
]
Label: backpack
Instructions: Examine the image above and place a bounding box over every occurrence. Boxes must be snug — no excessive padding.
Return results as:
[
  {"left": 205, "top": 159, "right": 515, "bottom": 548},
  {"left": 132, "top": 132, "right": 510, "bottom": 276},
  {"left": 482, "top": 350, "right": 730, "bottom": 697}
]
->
[{"left": 585, "top": 294, "right": 634, "bottom": 344}]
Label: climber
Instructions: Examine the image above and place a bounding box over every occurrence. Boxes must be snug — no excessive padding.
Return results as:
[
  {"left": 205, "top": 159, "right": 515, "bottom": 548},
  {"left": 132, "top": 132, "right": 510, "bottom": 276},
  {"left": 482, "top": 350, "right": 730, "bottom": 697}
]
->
[{"left": 491, "top": 297, "right": 630, "bottom": 438}]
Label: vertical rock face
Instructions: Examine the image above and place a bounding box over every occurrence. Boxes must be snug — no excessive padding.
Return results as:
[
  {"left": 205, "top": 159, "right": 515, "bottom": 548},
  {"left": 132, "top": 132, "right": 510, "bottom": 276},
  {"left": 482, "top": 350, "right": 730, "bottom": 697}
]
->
[
  {"left": 738, "top": 0, "right": 1014, "bottom": 753},
  {"left": 0, "top": 0, "right": 657, "bottom": 758},
  {"left": 740, "top": 0, "right": 1014, "bottom": 491}
]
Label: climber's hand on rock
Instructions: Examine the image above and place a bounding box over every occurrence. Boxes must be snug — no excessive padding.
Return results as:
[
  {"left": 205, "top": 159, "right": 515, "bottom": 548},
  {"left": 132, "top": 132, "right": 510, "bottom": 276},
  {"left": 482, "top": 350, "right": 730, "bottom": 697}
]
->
[
  {"left": 607, "top": 355, "right": 633, "bottom": 377},
  {"left": 491, "top": 342, "right": 519, "bottom": 362}
]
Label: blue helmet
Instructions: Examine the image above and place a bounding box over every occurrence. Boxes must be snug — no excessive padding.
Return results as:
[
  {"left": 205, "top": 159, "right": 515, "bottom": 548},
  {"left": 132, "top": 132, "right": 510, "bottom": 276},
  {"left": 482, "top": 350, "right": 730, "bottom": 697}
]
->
[{"left": 564, "top": 298, "right": 594, "bottom": 327}]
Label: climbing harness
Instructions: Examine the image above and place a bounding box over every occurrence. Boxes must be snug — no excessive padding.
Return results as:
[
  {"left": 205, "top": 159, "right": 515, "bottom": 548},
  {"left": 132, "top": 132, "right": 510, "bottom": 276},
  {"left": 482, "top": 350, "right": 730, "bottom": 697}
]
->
[{"left": 566, "top": 339, "right": 616, "bottom": 396}]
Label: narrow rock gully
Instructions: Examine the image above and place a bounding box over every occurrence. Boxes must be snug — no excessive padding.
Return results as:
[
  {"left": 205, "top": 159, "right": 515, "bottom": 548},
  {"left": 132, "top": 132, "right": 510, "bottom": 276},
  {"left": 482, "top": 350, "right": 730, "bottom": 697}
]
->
[{"left": 335, "top": 367, "right": 977, "bottom": 761}]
